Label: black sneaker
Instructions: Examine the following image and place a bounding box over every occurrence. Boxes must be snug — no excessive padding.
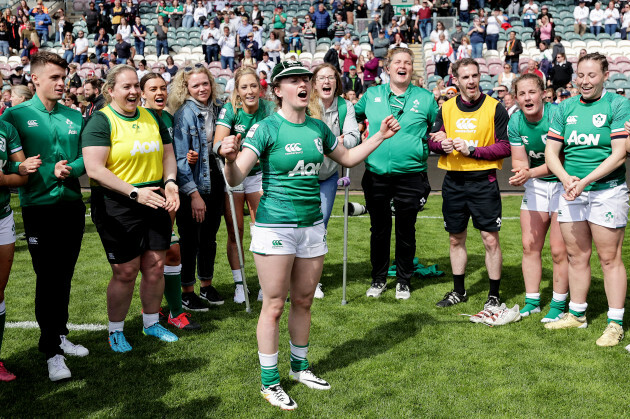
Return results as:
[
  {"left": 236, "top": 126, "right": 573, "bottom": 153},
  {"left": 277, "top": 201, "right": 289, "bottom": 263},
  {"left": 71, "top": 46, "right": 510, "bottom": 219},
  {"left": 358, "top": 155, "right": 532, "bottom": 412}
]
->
[
  {"left": 436, "top": 290, "right": 468, "bottom": 307},
  {"left": 199, "top": 285, "right": 225, "bottom": 305},
  {"left": 484, "top": 295, "right": 501, "bottom": 309},
  {"left": 181, "top": 292, "right": 209, "bottom": 312}
]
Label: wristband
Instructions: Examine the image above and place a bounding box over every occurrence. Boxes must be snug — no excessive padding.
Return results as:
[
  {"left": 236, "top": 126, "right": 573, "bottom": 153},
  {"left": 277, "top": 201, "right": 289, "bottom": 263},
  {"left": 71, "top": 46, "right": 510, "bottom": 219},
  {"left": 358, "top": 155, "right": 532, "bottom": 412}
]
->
[
  {"left": 212, "top": 141, "right": 222, "bottom": 155},
  {"left": 164, "top": 178, "right": 176, "bottom": 187}
]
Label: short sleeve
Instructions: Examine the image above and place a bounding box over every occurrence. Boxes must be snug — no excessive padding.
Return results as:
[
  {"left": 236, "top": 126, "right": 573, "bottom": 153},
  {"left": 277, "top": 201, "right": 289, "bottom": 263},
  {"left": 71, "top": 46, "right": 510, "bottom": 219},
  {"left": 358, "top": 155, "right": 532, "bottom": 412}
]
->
[
  {"left": 427, "top": 95, "right": 439, "bottom": 128},
  {"left": 216, "top": 102, "right": 235, "bottom": 130},
  {"left": 242, "top": 122, "right": 269, "bottom": 157},
  {"left": 610, "top": 95, "right": 630, "bottom": 137},
  {"left": 81, "top": 111, "right": 112, "bottom": 147},
  {"left": 318, "top": 119, "right": 338, "bottom": 154},
  {"left": 3, "top": 121, "right": 22, "bottom": 155},
  {"left": 508, "top": 112, "right": 523, "bottom": 146},
  {"left": 547, "top": 101, "right": 566, "bottom": 142},
  {"left": 354, "top": 90, "right": 367, "bottom": 122}
]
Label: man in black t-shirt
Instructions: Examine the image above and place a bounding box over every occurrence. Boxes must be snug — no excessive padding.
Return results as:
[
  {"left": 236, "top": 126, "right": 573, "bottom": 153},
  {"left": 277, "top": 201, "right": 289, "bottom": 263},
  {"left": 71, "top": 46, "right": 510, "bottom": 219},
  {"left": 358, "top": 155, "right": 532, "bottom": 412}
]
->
[
  {"left": 113, "top": 33, "right": 134, "bottom": 64},
  {"left": 83, "top": 2, "right": 99, "bottom": 34}
]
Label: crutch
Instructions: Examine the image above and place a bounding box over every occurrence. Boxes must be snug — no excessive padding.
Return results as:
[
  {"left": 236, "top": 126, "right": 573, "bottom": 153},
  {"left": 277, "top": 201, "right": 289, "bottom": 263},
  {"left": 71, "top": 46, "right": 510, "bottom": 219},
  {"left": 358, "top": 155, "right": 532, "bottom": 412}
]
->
[
  {"left": 337, "top": 168, "right": 351, "bottom": 305},
  {"left": 214, "top": 155, "right": 251, "bottom": 313}
]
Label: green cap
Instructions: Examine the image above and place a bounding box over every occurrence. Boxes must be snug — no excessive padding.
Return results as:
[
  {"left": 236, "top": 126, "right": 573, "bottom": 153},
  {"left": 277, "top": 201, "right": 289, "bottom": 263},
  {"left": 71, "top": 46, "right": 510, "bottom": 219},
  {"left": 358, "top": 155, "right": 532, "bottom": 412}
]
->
[{"left": 271, "top": 60, "right": 313, "bottom": 82}]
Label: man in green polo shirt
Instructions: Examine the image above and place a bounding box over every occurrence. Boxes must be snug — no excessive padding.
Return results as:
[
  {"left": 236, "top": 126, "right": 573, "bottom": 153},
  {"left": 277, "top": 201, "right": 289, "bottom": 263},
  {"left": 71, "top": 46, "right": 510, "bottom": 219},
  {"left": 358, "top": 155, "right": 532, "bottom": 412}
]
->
[
  {"left": 271, "top": 5, "right": 288, "bottom": 52},
  {"left": 1, "top": 52, "right": 87, "bottom": 382},
  {"left": 354, "top": 47, "right": 438, "bottom": 300}
]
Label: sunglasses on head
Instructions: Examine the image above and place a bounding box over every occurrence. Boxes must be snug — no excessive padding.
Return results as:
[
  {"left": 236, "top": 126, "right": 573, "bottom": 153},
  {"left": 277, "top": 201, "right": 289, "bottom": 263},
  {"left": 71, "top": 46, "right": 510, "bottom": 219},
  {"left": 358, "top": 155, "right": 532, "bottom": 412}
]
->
[{"left": 184, "top": 63, "right": 205, "bottom": 72}]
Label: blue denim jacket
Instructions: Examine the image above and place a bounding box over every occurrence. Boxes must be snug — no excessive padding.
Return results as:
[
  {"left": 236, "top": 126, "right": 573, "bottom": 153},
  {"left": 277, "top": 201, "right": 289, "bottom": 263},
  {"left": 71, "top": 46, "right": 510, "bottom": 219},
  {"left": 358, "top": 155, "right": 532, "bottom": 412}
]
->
[{"left": 172, "top": 98, "right": 223, "bottom": 195}]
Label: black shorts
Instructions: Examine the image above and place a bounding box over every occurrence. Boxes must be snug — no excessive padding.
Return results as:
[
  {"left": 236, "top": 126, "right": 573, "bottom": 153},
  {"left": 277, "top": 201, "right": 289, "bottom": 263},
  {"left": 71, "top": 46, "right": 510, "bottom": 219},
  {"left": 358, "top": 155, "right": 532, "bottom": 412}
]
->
[
  {"left": 90, "top": 188, "right": 172, "bottom": 264},
  {"left": 442, "top": 170, "right": 502, "bottom": 233}
]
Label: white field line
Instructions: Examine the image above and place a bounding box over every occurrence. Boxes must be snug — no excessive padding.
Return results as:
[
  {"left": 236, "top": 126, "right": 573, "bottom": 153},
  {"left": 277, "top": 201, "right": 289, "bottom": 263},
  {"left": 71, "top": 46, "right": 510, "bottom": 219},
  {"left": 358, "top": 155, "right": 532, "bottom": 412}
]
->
[
  {"left": 329, "top": 215, "right": 520, "bottom": 220},
  {"left": 6, "top": 321, "right": 107, "bottom": 331}
]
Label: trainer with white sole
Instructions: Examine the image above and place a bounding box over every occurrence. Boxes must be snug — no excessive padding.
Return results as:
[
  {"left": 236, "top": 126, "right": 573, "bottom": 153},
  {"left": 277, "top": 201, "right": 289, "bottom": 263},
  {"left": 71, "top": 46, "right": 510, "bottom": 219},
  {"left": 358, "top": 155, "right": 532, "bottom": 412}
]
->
[
  {"left": 83, "top": 65, "right": 180, "bottom": 352},
  {"left": 507, "top": 74, "right": 570, "bottom": 323},
  {"left": 546, "top": 52, "right": 630, "bottom": 346},
  {"left": 221, "top": 60, "right": 399, "bottom": 410},
  {"left": 1, "top": 52, "right": 88, "bottom": 382},
  {"left": 355, "top": 47, "right": 437, "bottom": 301}
]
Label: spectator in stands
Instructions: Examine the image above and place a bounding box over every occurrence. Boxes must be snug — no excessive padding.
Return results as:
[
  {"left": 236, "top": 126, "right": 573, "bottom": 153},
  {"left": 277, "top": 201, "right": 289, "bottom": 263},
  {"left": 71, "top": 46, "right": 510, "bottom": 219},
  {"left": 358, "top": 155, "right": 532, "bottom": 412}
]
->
[
  {"left": 183, "top": 0, "right": 195, "bottom": 28},
  {"left": 456, "top": 35, "right": 471, "bottom": 60},
  {"left": 117, "top": 17, "right": 131, "bottom": 44},
  {"left": 381, "top": 0, "right": 395, "bottom": 27},
  {"left": 450, "top": 23, "right": 464, "bottom": 53},
  {"left": 434, "top": 0, "right": 453, "bottom": 17},
  {"left": 324, "top": 41, "right": 342, "bottom": 73},
  {"left": 522, "top": 0, "right": 538, "bottom": 29},
  {"left": 241, "top": 48, "right": 257, "bottom": 71},
  {"left": 131, "top": 17, "right": 147, "bottom": 57},
  {"left": 0, "top": 22, "right": 9, "bottom": 58},
  {"left": 314, "top": 3, "right": 331, "bottom": 40},
  {"left": 66, "top": 63, "right": 82, "bottom": 90},
  {"left": 61, "top": 32, "right": 75, "bottom": 63},
  {"left": 219, "top": 25, "right": 236, "bottom": 71},
  {"left": 263, "top": 30, "right": 281, "bottom": 64},
  {"left": 356, "top": 0, "right": 368, "bottom": 19},
  {"left": 503, "top": 31, "right": 522, "bottom": 75},
  {"left": 52, "top": 9, "right": 70, "bottom": 43},
  {"left": 30, "top": 5, "right": 50, "bottom": 44},
  {"left": 340, "top": 42, "right": 358, "bottom": 76},
  {"left": 73, "top": 30, "right": 88, "bottom": 64},
  {"left": 537, "top": 5, "right": 554, "bottom": 25},
  {"left": 84, "top": 78, "right": 105, "bottom": 120},
  {"left": 111, "top": 0, "right": 124, "bottom": 33},
  {"left": 63, "top": 93, "right": 81, "bottom": 111},
  {"left": 10, "top": 84, "right": 31, "bottom": 106},
  {"left": 7, "top": 15, "right": 19, "bottom": 54},
  {"left": 373, "top": 29, "right": 389, "bottom": 59},
  {"left": 485, "top": 9, "right": 503, "bottom": 51},
  {"left": 551, "top": 35, "right": 564, "bottom": 64},
  {"left": 83, "top": 2, "right": 99, "bottom": 34},
  {"left": 362, "top": 50, "right": 379, "bottom": 91},
  {"left": 342, "top": 65, "right": 363, "bottom": 95},
  {"left": 389, "top": 31, "right": 408, "bottom": 49},
  {"left": 497, "top": 62, "right": 516, "bottom": 89},
  {"left": 468, "top": 17, "right": 485, "bottom": 59},
  {"left": 251, "top": 3, "right": 264, "bottom": 26},
  {"left": 332, "top": 13, "right": 347, "bottom": 43},
  {"left": 271, "top": 5, "right": 287, "bottom": 51},
  {"left": 136, "top": 59, "right": 149, "bottom": 80},
  {"left": 168, "top": 0, "right": 184, "bottom": 29},
  {"left": 493, "top": 84, "right": 508, "bottom": 103},
  {"left": 416, "top": 1, "right": 432, "bottom": 40},
  {"left": 557, "top": 88, "right": 570, "bottom": 102},
  {"left": 604, "top": 1, "right": 619, "bottom": 35},
  {"left": 433, "top": 33, "right": 452, "bottom": 78},
  {"left": 574, "top": 0, "right": 589, "bottom": 35},
  {"left": 156, "top": 0, "right": 168, "bottom": 21},
  {"left": 9, "top": 66, "right": 26, "bottom": 86},
  {"left": 124, "top": 0, "right": 138, "bottom": 23},
  {"left": 368, "top": 13, "right": 382, "bottom": 45},
  {"left": 621, "top": 3, "right": 630, "bottom": 39},
  {"left": 507, "top": 0, "right": 520, "bottom": 16},
  {"left": 256, "top": 52, "right": 273, "bottom": 82},
  {"left": 97, "top": 3, "right": 111, "bottom": 34},
  {"left": 201, "top": 20, "right": 220, "bottom": 63},
  {"left": 302, "top": 15, "right": 317, "bottom": 54},
  {"left": 154, "top": 15, "right": 169, "bottom": 57},
  {"left": 543, "top": 87, "right": 555, "bottom": 103},
  {"left": 237, "top": 16, "right": 252, "bottom": 52},
  {"left": 590, "top": 2, "right": 604, "bottom": 35},
  {"left": 429, "top": 21, "right": 448, "bottom": 43},
  {"left": 504, "top": 92, "right": 518, "bottom": 116},
  {"left": 287, "top": 19, "right": 302, "bottom": 53},
  {"left": 165, "top": 56, "right": 178, "bottom": 78},
  {"left": 538, "top": 15, "right": 553, "bottom": 46},
  {"left": 194, "top": 0, "right": 207, "bottom": 27},
  {"left": 114, "top": 33, "right": 134, "bottom": 65},
  {"left": 548, "top": 52, "right": 572, "bottom": 90},
  {"left": 524, "top": 59, "right": 545, "bottom": 84},
  {"left": 158, "top": 63, "right": 171, "bottom": 84}
]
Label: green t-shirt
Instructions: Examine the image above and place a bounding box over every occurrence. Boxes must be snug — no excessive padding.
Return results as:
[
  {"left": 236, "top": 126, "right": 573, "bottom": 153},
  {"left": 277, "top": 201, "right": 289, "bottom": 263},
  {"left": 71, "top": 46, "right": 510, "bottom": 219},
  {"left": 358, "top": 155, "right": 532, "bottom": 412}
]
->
[
  {"left": 508, "top": 102, "right": 558, "bottom": 182},
  {"left": 217, "top": 99, "right": 275, "bottom": 176},
  {"left": 166, "top": 5, "right": 183, "bottom": 15},
  {"left": 548, "top": 92, "right": 630, "bottom": 191},
  {"left": 0, "top": 121, "right": 23, "bottom": 219},
  {"left": 273, "top": 12, "right": 287, "bottom": 29},
  {"left": 157, "top": 109, "right": 173, "bottom": 138},
  {"left": 0, "top": 95, "right": 85, "bottom": 207},
  {"left": 243, "top": 113, "right": 338, "bottom": 228},
  {"left": 354, "top": 83, "right": 438, "bottom": 175},
  {"left": 157, "top": 6, "right": 168, "bottom": 19}
]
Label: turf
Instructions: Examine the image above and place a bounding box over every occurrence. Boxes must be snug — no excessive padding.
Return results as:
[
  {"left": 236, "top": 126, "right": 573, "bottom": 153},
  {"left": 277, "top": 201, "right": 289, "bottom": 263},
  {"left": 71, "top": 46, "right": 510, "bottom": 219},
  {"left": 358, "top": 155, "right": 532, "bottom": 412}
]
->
[{"left": 2, "top": 193, "right": 630, "bottom": 417}]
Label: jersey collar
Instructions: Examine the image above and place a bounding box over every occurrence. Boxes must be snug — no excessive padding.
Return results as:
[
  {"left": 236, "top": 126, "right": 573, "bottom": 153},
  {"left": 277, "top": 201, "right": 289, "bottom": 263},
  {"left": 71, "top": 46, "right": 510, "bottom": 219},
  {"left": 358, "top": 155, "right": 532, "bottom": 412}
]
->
[{"left": 31, "top": 93, "right": 59, "bottom": 113}]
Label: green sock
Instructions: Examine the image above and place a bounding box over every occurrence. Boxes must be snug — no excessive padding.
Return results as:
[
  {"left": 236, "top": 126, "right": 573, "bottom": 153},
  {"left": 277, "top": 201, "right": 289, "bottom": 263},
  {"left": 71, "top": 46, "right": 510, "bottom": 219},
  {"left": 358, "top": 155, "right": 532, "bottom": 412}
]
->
[
  {"left": 164, "top": 265, "right": 184, "bottom": 317},
  {"left": 289, "top": 341, "right": 309, "bottom": 372},
  {"left": 0, "top": 300, "right": 5, "bottom": 356},
  {"left": 608, "top": 318, "right": 623, "bottom": 326},
  {"left": 259, "top": 352, "right": 280, "bottom": 388},
  {"left": 544, "top": 298, "right": 567, "bottom": 320},
  {"left": 520, "top": 297, "right": 541, "bottom": 314},
  {"left": 607, "top": 308, "right": 624, "bottom": 326}
]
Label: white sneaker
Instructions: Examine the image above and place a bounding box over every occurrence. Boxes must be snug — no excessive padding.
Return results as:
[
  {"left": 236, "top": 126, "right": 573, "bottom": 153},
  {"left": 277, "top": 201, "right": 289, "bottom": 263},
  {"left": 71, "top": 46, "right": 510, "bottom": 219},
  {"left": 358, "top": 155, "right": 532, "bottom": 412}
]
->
[
  {"left": 234, "top": 283, "right": 245, "bottom": 304},
  {"left": 314, "top": 283, "right": 324, "bottom": 299},
  {"left": 289, "top": 368, "right": 331, "bottom": 390},
  {"left": 395, "top": 283, "right": 410, "bottom": 300},
  {"left": 261, "top": 384, "right": 297, "bottom": 410},
  {"left": 47, "top": 354, "right": 71, "bottom": 382},
  {"left": 366, "top": 282, "right": 386, "bottom": 298},
  {"left": 258, "top": 289, "right": 264, "bottom": 302},
  {"left": 470, "top": 304, "right": 506, "bottom": 323},
  {"left": 484, "top": 304, "right": 522, "bottom": 326},
  {"left": 59, "top": 335, "right": 89, "bottom": 357}
]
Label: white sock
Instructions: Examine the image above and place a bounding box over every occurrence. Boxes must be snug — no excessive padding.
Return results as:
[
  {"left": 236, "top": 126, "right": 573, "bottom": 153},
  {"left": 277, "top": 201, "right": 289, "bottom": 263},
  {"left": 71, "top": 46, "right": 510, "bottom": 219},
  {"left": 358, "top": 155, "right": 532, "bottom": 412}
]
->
[
  {"left": 108, "top": 321, "right": 124, "bottom": 334},
  {"left": 569, "top": 301, "right": 588, "bottom": 315},
  {"left": 525, "top": 292, "right": 540, "bottom": 300},
  {"left": 289, "top": 341, "right": 308, "bottom": 360},
  {"left": 164, "top": 264, "right": 182, "bottom": 275},
  {"left": 232, "top": 269, "right": 242, "bottom": 283},
  {"left": 0, "top": 299, "right": 5, "bottom": 315},
  {"left": 608, "top": 307, "right": 624, "bottom": 322},
  {"left": 258, "top": 351, "right": 278, "bottom": 368},
  {"left": 552, "top": 291, "right": 568, "bottom": 302},
  {"left": 143, "top": 313, "right": 159, "bottom": 329}
]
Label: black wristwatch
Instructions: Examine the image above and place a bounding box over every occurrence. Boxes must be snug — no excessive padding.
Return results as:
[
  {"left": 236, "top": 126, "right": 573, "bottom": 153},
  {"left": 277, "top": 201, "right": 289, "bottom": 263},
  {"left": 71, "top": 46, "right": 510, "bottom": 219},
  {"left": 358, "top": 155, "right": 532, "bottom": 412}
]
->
[
  {"left": 468, "top": 145, "right": 476, "bottom": 157},
  {"left": 129, "top": 187, "right": 139, "bottom": 201}
]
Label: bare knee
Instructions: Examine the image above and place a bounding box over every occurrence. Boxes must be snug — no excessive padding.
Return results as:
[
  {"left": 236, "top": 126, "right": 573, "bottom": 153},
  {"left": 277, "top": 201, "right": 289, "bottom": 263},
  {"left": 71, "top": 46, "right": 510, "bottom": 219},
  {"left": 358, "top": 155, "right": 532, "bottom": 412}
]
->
[
  {"left": 550, "top": 243, "right": 567, "bottom": 264},
  {"left": 262, "top": 298, "right": 286, "bottom": 322},
  {"left": 291, "top": 295, "right": 313, "bottom": 312},
  {"left": 522, "top": 237, "right": 542, "bottom": 256},
  {"left": 112, "top": 264, "right": 140, "bottom": 284},
  {"left": 481, "top": 232, "right": 500, "bottom": 252},
  {"left": 449, "top": 232, "right": 466, "bottom": 248},
  {"left": 165, "top": 246, "right": 181, "bottom": 266}
]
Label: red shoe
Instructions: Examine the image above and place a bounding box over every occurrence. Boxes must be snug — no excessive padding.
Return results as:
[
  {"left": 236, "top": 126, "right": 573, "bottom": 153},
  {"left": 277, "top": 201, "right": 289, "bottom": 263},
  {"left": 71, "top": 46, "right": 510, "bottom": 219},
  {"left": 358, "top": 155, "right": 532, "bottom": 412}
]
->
[
  {"left": 0, "top": 361, "right": 16, "bottom": 382},
  {"left": 168, "top": 312, "right": 201, "bottom": 330}
]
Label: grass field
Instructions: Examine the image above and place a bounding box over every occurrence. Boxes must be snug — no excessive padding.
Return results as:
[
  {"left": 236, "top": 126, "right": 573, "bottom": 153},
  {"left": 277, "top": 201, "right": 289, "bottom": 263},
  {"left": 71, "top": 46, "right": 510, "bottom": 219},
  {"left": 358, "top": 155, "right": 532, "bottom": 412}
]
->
[{"left": 2, "top": 192, "right": 630, "bottom": 417}]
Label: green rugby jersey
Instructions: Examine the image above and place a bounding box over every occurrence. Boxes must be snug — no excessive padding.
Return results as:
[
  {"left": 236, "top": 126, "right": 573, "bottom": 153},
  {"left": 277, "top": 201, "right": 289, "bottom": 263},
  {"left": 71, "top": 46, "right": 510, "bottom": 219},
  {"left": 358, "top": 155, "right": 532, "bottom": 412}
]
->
[
  {"left": 354, "top": 83, "right": 438, "bottom": 175},
  {"left": 508, "top": 102, "right": 559, "bottom": 182},
  {"left": 0, "top": 120, "right": 23, "bottom": 219},
  {"left": 548, "top": 92, "right": 630, "bottom": 191},
  {"left": 217, "top": 99, "right": 275, "bottom": 176},
  {"left": 1, "top": 95, "right": 85, "bottom": 207},
  {"left": 242, "top": 112, "right": 338, "bottom": 228}
]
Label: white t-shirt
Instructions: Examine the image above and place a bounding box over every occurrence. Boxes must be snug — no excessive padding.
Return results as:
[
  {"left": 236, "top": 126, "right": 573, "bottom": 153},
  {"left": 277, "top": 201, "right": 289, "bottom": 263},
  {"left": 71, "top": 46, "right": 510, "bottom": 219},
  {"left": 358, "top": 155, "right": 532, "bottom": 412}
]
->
[
  {"left": 590, "top": 8, "right": 604, "bottom": 26},
  {"left": 201, "top": 27, "right": 219, "bottom": 45},
  {"left": 74, "top": 37, "right": 89, "bottom": 55},
  {"left": 460, "top": 0, "right": 469, "bottom": 12},
  {"left": 622, "top": 10, "right": 630, "bottom": 28},
  {"left": 574, "top": 5, "right": 589, "bottom": 24},
  {"left": 257, "top": 60, "right": 273, "bottom": 81},
  {"left": 265, "top": 39, "right": 281, "bottom": 60},
  {"left": 117, "top": 24, "right": 132, "bottom": 44},
  {"left": 486, "top": 15, "right": 501, "bottom": 34},
  {"left": 604, "top": 7, "right": 619, "bottom": 25},
  {"left": 137, "top": 69, "right": 149, "bottom": 80}
]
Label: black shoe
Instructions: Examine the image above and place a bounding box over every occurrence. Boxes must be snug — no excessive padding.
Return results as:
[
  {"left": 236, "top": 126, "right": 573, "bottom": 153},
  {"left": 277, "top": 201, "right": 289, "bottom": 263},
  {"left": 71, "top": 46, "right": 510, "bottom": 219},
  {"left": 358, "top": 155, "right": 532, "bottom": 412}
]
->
[
  {"left": 484, "top": 295, "right": 501, "bottom": 309},
  {"left": 181, "top": 292, "right": 209, "bottom": 312},
  {"left": 199, "top": 285, "right": 225, "bottom": 305},
  {"left": 436, "top": 290, "right": 468, "bottom": 307}
]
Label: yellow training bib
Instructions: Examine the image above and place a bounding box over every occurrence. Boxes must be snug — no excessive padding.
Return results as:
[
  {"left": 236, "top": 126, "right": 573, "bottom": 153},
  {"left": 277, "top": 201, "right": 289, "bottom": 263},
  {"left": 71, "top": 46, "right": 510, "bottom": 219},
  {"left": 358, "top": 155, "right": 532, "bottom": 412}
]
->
[{"left": 438, "top": 96, "right": 503, "bottom": 171}]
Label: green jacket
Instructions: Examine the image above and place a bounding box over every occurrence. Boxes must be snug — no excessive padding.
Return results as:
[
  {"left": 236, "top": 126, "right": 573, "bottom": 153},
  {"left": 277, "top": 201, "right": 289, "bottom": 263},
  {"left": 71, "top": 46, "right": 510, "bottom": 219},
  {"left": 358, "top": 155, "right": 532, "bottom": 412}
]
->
[
  {"left": 1, "top": 94, "right": 85, "bottom": 207},
  {"left": 354, "top": 83, "right": 438, "bottom": 175}
]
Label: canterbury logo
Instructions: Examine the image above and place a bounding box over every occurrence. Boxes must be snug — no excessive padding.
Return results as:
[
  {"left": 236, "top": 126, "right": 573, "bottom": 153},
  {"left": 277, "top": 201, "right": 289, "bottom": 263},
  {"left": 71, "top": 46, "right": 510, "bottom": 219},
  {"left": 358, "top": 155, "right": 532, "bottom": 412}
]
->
[
  {"left": 27, "top": 120, "right": 38, "bottom": 127},
  {"left": 272, "top": 240, "right": 283, "bottom": 246},
  {"left": 455, "top": 118, "right": 477, "bottom": 130},
  {"left": 285, "top": 143, "right": 302, "bottom": 153}
]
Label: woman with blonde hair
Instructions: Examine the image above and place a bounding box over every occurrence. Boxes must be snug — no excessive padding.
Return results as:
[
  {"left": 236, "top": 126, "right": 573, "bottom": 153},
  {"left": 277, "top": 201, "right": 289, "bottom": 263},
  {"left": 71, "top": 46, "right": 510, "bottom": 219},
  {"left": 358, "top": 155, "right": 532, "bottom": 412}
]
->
[
  {"left": 82, "top": 65, "right": 180, "bottom": 351},
  {"left": 213, "top": 66, "right": 275, "bottom": 303},
  {"left": 168, "top": 65, "right": 226, "bottom": 310},
  {"left": 10, "top": 84, "right": 32, "bottom": 106},
  {"left": 307, "top": 63, "right": 360, "bottom": 298}
]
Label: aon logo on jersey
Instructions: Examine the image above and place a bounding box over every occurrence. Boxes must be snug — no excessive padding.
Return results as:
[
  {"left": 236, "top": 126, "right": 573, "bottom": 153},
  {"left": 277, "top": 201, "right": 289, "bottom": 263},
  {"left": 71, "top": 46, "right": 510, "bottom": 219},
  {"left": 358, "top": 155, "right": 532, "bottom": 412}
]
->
[
  {"left": 130, "top": 140, "right": 161, "bottom": 156},
  {"left": 529, "top": 150, "right": 544, "bottom": 159},
  {"left": 567, "top": 131, "right": 600, "bottom": 146},
  {"left": 288, "top": 160, "right": 321, "bottom": 177}
]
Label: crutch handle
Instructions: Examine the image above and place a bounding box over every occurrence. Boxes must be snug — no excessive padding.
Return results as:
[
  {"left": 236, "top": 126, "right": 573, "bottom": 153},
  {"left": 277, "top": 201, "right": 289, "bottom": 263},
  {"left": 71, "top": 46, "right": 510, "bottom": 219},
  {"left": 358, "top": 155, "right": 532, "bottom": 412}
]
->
[{"left": 337, "top": 176, "right": 351, "bottom": 187}]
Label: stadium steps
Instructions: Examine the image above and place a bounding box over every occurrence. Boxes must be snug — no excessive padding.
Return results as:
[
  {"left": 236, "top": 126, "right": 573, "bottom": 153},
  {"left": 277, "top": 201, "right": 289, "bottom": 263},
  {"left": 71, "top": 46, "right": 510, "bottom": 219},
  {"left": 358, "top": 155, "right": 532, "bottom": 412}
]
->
[{"left": 409, "top": 43, "right": 425, "bottom": 83}]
